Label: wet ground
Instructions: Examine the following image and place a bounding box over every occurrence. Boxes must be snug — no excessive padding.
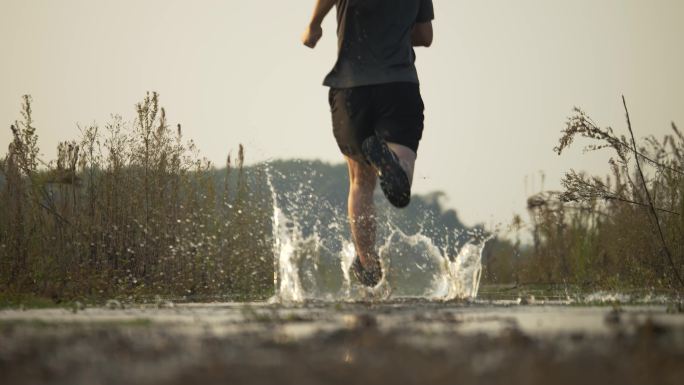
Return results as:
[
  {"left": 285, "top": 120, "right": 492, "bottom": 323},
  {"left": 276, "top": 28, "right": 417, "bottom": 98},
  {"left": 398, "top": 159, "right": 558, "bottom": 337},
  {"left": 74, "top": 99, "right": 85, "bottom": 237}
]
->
[{"left": 1, "top": 300, "right": 683, "bottom": 385}]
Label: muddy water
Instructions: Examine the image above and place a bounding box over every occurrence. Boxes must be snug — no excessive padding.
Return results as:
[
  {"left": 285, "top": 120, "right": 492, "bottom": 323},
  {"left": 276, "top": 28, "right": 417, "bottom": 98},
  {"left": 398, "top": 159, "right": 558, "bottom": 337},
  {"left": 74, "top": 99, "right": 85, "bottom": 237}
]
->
[{"left": 1, "top": 301, "right": 683, "bottom": 385}]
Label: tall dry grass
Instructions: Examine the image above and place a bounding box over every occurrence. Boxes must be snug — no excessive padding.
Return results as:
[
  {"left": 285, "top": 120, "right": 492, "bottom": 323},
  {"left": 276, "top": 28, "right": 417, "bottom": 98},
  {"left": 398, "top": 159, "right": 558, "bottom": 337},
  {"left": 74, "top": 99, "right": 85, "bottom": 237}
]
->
[
  {"left": 508, "top": 99, "right": 684, "bottom": 290},
  {"left": 0, "top": 93, "right": 274, "bottom": 300}
]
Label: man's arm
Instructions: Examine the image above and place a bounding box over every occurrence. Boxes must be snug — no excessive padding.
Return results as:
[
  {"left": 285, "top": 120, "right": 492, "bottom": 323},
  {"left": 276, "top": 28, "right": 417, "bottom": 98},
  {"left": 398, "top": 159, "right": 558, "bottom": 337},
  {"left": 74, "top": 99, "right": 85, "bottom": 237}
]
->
[
  {"left": 412, "top": 21, "right": 433, "bottom": 47},
  {"left": 302, "top": 0, "right": 336, "bottom": 49},
  {"left": 413, "top": 0, "right": 434, "bottom": 47}
]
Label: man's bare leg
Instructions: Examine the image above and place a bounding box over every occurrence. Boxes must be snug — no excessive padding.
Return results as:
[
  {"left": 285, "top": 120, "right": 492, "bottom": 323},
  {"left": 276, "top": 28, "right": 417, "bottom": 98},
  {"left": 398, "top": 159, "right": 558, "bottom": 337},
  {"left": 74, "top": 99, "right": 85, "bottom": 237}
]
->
[
  {"left": 345, "top": 156, "right": 378, "bottom": 267},
  {"left": 387, "top": 142, "right": 417, "bottom": 185}
]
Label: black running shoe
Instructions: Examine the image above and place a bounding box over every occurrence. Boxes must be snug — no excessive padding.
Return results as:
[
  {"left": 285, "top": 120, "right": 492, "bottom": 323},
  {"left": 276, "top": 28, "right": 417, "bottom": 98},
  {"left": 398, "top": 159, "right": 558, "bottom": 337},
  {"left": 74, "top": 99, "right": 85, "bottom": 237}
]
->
[
  {"left": 362, "top": 135, "right": 411, "bottom": 208},
  {"left": 351, "top": 255, "right": 383, "bottom": 288}
]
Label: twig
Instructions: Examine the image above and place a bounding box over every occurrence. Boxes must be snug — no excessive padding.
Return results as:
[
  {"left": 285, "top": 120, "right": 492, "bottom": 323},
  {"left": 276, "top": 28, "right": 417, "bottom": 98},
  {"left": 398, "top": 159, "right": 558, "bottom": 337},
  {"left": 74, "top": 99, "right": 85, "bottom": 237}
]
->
[
  {"left": 623, "top": 95, "right": 684, "bottom": 288},
  {"left": 614, "top": 140, "right": 684, "bottom": 176},
  {"left": 563, "top": 174, "right": 681, "bottom": 215},
  {"left": 604, "top": 195, "right": 680, "bottom": 216}
]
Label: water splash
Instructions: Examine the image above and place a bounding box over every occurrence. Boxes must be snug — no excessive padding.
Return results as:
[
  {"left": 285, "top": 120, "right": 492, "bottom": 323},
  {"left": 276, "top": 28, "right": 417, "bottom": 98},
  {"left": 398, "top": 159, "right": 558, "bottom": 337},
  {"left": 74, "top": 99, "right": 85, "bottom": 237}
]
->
[{"left": 266, "top": 163, "right": 489, "bottom": 303}]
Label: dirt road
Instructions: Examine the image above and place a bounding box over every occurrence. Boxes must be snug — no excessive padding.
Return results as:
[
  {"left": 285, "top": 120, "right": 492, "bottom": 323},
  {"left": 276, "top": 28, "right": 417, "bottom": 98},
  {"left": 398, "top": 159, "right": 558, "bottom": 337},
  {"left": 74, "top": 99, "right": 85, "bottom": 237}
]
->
[{"left": 1, "top": 301, "right": 683, "bottom": 385}]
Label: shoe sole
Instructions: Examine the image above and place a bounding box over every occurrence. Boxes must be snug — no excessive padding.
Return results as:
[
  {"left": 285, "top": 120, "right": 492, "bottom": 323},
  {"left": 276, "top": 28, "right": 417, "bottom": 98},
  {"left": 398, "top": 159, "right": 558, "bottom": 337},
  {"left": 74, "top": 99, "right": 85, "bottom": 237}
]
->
[
  {"left": 362, "top": 136, "right": 411, "bottom": 208},
  {"left": 351, "top": 255, "right": 382, "bottom": 288}
]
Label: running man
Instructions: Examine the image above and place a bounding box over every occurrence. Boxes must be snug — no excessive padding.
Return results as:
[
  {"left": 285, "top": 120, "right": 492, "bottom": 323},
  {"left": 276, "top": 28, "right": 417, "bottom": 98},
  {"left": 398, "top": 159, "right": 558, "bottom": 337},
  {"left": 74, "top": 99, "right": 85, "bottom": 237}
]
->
[{"left": 302, "top": 0, "right": 434, "bottom": 287}]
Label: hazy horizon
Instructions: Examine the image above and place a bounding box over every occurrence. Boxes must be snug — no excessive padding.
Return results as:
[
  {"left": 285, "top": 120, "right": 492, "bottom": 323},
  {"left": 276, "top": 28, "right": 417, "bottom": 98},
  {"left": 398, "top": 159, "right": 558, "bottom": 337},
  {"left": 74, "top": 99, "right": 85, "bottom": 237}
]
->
[{"left": 2, "top": 0, "right": 683, "bottom": 228}]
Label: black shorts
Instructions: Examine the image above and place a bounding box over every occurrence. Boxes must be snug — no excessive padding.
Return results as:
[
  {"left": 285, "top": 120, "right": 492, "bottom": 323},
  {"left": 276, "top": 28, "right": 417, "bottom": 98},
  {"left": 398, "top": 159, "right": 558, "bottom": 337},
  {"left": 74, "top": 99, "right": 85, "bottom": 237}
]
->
[{"left": 328, "top": 82, "right": 424, "bottom": 163}]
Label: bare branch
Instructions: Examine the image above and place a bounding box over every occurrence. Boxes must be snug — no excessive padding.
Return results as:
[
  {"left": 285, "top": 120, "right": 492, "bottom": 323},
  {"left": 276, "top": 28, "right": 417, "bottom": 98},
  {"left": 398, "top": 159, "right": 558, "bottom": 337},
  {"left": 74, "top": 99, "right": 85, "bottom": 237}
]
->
[{"left": 623, "top": 95, "right": 683, "bottom": 288}]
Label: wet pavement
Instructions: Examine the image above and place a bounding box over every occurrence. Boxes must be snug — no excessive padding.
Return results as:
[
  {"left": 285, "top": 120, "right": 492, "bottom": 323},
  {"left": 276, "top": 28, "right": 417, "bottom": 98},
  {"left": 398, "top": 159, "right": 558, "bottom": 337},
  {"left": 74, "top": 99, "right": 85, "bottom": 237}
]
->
[{"left": 1, "top": 301, "right": 683, "bottom": 385}]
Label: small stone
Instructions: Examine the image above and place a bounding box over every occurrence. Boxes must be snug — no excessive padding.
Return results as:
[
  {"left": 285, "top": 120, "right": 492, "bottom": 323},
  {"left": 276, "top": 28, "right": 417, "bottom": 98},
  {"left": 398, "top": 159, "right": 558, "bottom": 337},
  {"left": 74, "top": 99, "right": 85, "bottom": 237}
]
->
[
  {"left": 155, "top": 295, "right": 175, "bottom": 309},
  {"left": 636, "top": 318, "right": 668, "bottom": 341},
  {"left": 604, "top": 309, "right": 621, "bottom": 325},
  {"left": 105, "top": 299, "right": 123, "bottom": 310},
  {"left": 345, "top": 313, "right": 377, "bottom": 329},
  {"left": 501, "top": 327, "right": 532, "bottom": 346},
  {"left": 70, "top": 301, "right": 85, "bottom": 314},
  {"left": 666, "top": 302, "right": 683, "bottom": 314}
]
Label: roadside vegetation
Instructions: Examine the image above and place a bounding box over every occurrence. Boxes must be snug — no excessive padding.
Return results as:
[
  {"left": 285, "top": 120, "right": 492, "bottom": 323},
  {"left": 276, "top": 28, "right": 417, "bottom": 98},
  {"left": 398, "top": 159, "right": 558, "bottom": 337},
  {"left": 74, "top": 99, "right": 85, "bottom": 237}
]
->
[
  {"left": 0, "top": 93, "right": 274, "bottom": 303},
  {"left": 1, "top": 93, "right": 680, "bottom": 307},
  {"left": 482, "top": 97, "right": 683, "bottom": 293}
]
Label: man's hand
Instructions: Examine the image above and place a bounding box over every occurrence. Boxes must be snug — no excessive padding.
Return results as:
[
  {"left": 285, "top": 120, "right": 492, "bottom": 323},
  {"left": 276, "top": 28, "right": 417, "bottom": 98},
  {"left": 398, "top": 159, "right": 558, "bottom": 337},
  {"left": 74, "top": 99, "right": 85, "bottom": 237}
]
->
[
  {"left": 302, "top": 24, "right": 323, "bottom": 49},
  {"left": 302, "top": 0, "right": 335, "bottom": 49}
]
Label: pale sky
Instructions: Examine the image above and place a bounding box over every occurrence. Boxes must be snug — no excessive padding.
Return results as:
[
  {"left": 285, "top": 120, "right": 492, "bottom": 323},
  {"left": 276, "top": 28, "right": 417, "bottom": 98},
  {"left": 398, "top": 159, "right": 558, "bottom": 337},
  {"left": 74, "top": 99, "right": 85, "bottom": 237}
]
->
[{"left": 1, "top": 0, "right": 683, "bottom": 228}]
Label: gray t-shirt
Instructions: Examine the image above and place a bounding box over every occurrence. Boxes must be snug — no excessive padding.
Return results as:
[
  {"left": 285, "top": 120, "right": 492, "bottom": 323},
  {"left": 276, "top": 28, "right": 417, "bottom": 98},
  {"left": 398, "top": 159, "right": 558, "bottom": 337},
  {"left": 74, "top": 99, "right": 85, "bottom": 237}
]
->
[{"left": 323, "top": 0, "right": 434, "bottom": 88}]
